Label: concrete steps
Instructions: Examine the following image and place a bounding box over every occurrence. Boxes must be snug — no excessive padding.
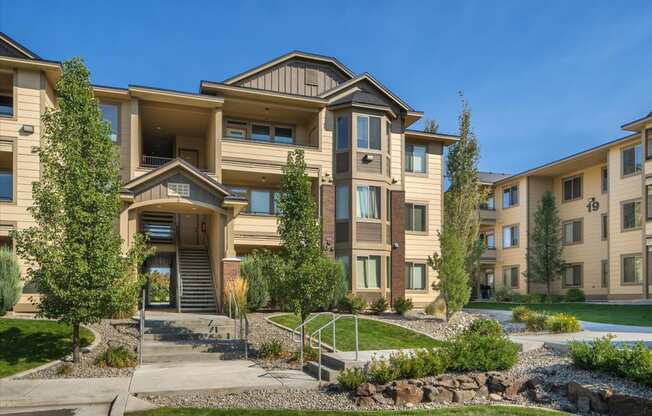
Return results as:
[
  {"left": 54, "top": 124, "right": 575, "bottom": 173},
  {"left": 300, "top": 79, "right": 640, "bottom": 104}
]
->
[
  {"left": 303, "top": 361, "right": 340, "bottom": 382},
  {"left": 178, "top": 248, "right": 216, "bottom": 313}
]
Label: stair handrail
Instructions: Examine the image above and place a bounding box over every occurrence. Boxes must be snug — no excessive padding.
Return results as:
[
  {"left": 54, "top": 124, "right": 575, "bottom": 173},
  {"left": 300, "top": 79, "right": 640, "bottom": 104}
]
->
[
  {"left": 291, "top": 312, "right": 336, "bottom": 366},
  {"left": 309, "top": 314, "right": 359, "bottom": 384},
  {"left": 175, "top": 224, "right": 182, "bottom": 313},
  {"left": 138, "top": 284, "right": 146, "bottom": 366}
]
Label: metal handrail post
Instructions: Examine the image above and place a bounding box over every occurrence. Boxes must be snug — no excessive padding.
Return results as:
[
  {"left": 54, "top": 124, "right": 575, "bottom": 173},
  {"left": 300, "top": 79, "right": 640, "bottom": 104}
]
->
[
  {"left": 139, "top": 287, "right": 145, "bottom": 366},
  {"left": 318, "top": 331, "right": 322, "bottom": 385},
  {"left": 354, "top": 316, "right": 359, "bottom": 361},
  {"left": 332, "top": 318, "right": 336, "bottom": 351},
  {"left": 300, "top": 326, "right": 304, "bottom": 366}
]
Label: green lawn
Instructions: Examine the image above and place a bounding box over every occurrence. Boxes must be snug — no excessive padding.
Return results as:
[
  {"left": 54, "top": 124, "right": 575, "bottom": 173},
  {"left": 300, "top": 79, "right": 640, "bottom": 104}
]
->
[
  {"left": 130, "top": 405, "right": 566, "bottom": 416},
  {"left": 269, "top": 314, "right": 442, "bottom": 351},
  {"left": 466, "top": 302, "right": 652, "bottom": 327},
  {"left": 0, "top": 318, "right": 94, "bottom": 378}
]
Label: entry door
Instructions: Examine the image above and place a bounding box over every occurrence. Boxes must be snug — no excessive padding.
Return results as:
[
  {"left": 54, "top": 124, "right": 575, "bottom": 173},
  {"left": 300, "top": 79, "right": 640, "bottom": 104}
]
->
[
  {"left": 179, "top": 214, "right": 198, "bottom": 246},
  {"left": 178, "top": 149, "right": 199, "bottom": 167}
]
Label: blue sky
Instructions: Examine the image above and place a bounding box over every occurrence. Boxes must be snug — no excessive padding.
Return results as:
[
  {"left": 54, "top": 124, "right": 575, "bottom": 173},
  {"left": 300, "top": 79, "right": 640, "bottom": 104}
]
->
[{"left": 1, "top": 0, "right": 651, "bottom": 175}]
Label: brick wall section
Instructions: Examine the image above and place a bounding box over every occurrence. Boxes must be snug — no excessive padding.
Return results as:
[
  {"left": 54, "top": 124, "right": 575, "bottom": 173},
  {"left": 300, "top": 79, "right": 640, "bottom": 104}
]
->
[
  {"left": 321, "top": 184, "right": 335, "bottom": 257},
  {"left": 221, "top": 258, "right": 241, "bottom": 285},
  {"left": 391, "top": 190, "right": 406, "bottom": 304}
]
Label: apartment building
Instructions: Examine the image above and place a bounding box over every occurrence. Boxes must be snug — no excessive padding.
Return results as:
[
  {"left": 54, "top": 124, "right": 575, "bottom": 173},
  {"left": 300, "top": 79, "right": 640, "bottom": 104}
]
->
[
  {"left": 0, "top": 33, "right": 457, "bottom": 313},
  {"left": 478, "top": 113, "right": 652, "bottom": 300}
]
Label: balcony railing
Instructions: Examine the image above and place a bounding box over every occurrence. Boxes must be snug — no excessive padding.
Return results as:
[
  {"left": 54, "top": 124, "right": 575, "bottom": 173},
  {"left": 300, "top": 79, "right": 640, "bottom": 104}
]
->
[
  {"left": 480, "top": 248, "right": 497, "bottom": 261},
  {"left": 223, "top": 135, "right": 318, "bottom": 148},
  {"left": 142, "top": 155, "right": 173, "bottom": 169}
]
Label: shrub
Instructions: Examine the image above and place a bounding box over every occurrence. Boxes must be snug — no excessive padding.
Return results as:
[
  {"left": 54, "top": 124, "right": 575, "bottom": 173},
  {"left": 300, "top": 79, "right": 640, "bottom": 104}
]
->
[
  {"left": 444, "top": 330, "right": 519, "bottom": 372},
  {"left": 414, "top": 348, "right": 448, "bottom": 377},
  {"left": 258, "top": 339, "right": 283, "bottom": 359},
  {"left": 524, "top": 311, "right": 548, "bottom": 332},
  {"left": 393, "top": 297, "right": 413, "bottom": 315},
  {"left": 524, "top": 293, "right": 546, "bottom": 304},
  {"left": 565, "top": 288, "right": 586, "bottom": 302},
  {"left": 467, "top": 318, "right": 503, "bottom": 337},
  {"left": 291, "top": 345, "right": 319, "bottom": 363},
  {"left": 492, "top": 287, "right": 514, "bottom": 302},
  {"left": 337, "top": 367, "right": 366, "bottom": 391},
  {"left": 240, "top": 250, "right": 271, "bottom": 311},
  {"left": 339, "top": 293, "right": 367, "bottom": 314},
  {"left": 512, "top": 306, "right": 531, "bottom": 323},
  {"left": 424, "top": 299, "right": 444, "bottom": 316},
  {"left": 224, "top": 276, "right": 248, "bottom": 317},
  {"left": 326, "top": 258, "right": 348, "bottom": 310},
  {"left": 370, "top": 296, "right": 389, "bottom": 315},
  {"left": 367, "top": 356, "right": 399, "bottom": 384},
  {"left": 96, "top": 345, "right": 136, "bottom": 368},
  {"left": 545, "top": 313, "right": 581, "bottom": 333},
  {"left": 389, "top": 351, "right": 424, "bottom": 379},
  {"left": 56, "top": 363, "right": 73, "bottom": 376},
  {"left": 569, "top": 336, "right": 652, "bottom": 386},
  {"left": 0, "top": 247, "right": 21, "bottom": 315}
]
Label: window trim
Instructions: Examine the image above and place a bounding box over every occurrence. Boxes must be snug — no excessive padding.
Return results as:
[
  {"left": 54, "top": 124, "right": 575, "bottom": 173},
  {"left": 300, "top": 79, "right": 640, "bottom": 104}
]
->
[
  {"left": 0, "top": 221, "right": 16, "bottom": 254},
  {"left": 561, "top": 174, "right": 583, "bottom": 203},
  {"left": 647, "top": 185, "right": 652, "bottom": 222},
  {"left": 227, "top": 185, "right": 281, "bottom": 216},
  {"left": 355, "top": 255, "right": 381, "bottom": 290},
  {"left": 355, "top": 114, "right": 382, "bottom": 151},
  {"left": 601, "top": 213, "right": 608, "bottom": 241},
  {"left": 0, "top": 136, "right": 16, "bottom": 205},
  {"left": 621, "top": 198, "right": 642, "bottom": 232},
  {"left": 502, "top": 184, "right": 519, "bottom": 209},
  {"left": 562, "top": 262, "right": 583, "bottom": 288},
  {"left": 224, "top": 118, "right": 298, "bottom": 146},
  {"left": 503, "top": 265, "right": 520, "bottom": 289},
  {"left": 620, "top": 143, "right": 642, "bottom": 178},
  {"left": 336, "top": 115, "right": 350, "bottom": 151},
  {"left": 405, "top": 141, "right": 428, "bottom": 175},
  {"left": 601, "top": 166, "right": 608, "bottom": 194},
  {"left": 99, "top": 100, "right": 121, "bottom": 144},
  {"left": 355, "top": 184, "right": 381, "bottom": 221},
  {"left": 405, "top": 201, "right": 428, "bottom": 234},
  {"left": 502, "top": 223, "right": 519, "bottom": 249},
  {"left": 601, "top": 259, "right": 609, "bottom": 289},
  {"left": 336, "top": 184, "right": 350, "bottom": 220},
  {"left": 0, "top": 69, "right": 16, "bottom": 121},
  {"left": 562, "top": 218, "right": 583, "bottom": 246},
  {"left": 405, "top": 261, "right": 428, "bottom": 292},
  {"left": 621, "top": 253, "right": 643, "bottom": 286},
  {"left": 646, "top": 128, "right": 652, "bottom": 161}
]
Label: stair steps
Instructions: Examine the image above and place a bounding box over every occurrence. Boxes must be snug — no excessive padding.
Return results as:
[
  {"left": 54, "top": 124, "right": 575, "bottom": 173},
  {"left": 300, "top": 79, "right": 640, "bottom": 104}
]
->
[{"left": 178, "top": 248, "right": 216, "bottom": 313}]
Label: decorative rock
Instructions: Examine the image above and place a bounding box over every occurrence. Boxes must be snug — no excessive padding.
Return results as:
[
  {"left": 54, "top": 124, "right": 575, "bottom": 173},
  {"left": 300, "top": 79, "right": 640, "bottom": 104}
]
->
[
  {"left": 472, "top": 373, "right": 487, "bottom": 387},
  {"left": 456, "top": 375, "right": 475, "bottom": 384},
  {"left": 489, "top": 393, "right": 502, "bottom": 401},
  {"left": 607, "top": 394, "right": 652, "bottom": 416},
  {"left": 476, "top": 385, "right": 489, "bottom": 398},
  {"left": 567, "top": 381, "right": 610, "bottom": 413},
  {"left": 356, "top": 383, "right": 375, "bottom": 397},
  {"left": 460, "top": 382, "right": 479, "bottom": 390},
  {"left": 433, "top": 376, "right": 457, "bottom": 389},
  {"left": 577, "top": 395, "right": 591, "bottom": 413},
  {"left": 355, "top": 396, "right": 375, "bottom": 407},
  {"left": 453, "top": 389, "right": 476, "bottom": 403},
  {"left": 424, "top": 386, "right": 454, "bottom": 403},
  {"left": 525, "top": 376, "right": 544, "bottom": 390},
  {"left": 392, "top": 383, "right": 423, "bottom": 406},
  {"left": 372, "top": 392, "right": 392, "bottom": 405}
]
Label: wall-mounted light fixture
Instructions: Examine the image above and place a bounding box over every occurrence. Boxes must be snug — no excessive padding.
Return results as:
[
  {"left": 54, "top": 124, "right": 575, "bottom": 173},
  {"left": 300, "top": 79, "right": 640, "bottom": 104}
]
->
[
  {"left": 21, "top": 125, "right": 34, "bottom": 134},
  {"left": 362, "top": 154, "right": 374, "bottom": 163}
]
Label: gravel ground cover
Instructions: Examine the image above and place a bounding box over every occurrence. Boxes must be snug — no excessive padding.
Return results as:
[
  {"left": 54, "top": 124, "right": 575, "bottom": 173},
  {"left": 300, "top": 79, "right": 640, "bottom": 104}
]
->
[
  {"left": 365, "top": 311, "right": 481, "bottom": 340},
  {"left": 19, "top": 319, "right": 138, "bottom": 379},
  {"left": 140, "top": 346, "right": 652, "bottom": 413}
]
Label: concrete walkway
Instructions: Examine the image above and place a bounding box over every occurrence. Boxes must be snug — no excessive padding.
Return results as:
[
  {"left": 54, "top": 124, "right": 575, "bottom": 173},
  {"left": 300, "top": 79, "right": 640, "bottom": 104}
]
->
[{"left": 0, "top": 361, "right": 316, "bottom": 415}]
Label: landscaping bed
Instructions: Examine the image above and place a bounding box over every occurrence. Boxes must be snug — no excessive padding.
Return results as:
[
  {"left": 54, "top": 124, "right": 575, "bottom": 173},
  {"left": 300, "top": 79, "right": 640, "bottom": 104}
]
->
[
  {"left": 18, "top": 318, "right": 138, "bottom": 379},
  {"left": 466, "top": 302, "right": 652, "bottom": 327},
  {"left": 0, "top": 317, "right": 94, "bottom": 378}
]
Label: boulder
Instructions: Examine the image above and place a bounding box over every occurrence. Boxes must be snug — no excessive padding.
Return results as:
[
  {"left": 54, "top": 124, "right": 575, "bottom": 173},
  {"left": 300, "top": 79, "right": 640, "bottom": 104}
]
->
[
  {"left": 423, "top": 385, "right": 454, "bottom": 403},
  {"left": 356, "top": 383, "right": 375, "bottom": 397},
  {"left": 489, "top": 393, "right": 503, "bottom": 401},
  {"left": 476, "top": 385, "right": 489, "bottom": 398},
  {"left": 472, "top": 373, "right": 487, "bottom": 387},
  {"left": 355, "top": 396, "right": 375, "bottom": 407},
  {"left": 392, "top": 383, "right": 423, "bottom": 406},
  {"left": 608, "top": 394, "right": 652, "bottom": 416},
  {"left": 433, "top": 375, "right": 458, "bottom": 389},
  {"left": 487, "top": 374, "right": 524, "bottom": 396},
  {"left": 372, "top": 392, "right": 393, "bottom": 405},
  {"left": 459, "top": 381, "right": 479, "bottom": 390},
  {"left": 567, "top": 382, "right": 610, "bottom": 413},
  {"left": 577, "top": 395, "right": 591, "bottom": 413},
  {"left": 453, "top": 389, "right": 476, "bottom": 403}
]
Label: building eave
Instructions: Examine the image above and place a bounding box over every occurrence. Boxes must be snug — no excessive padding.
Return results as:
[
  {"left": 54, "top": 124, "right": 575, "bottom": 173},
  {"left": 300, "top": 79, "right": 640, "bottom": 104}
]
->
[{"left": 404, "top": 129, "right": 459, "bottom": 146}]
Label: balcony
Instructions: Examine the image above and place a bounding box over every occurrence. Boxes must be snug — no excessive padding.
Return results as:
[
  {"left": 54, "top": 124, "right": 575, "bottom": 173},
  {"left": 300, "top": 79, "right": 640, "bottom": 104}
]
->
[
  {"left": 479, "top": 208, "right": 497, "bottom": 223},
  {"left": 480, "top": 248, "right": 497, "bottom": 263},
  {"left": 142, "top": 155, "right": 173, "bottom": 169}
]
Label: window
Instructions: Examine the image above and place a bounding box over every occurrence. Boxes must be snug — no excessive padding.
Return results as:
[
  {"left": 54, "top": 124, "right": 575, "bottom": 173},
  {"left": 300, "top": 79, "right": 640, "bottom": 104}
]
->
[
  {"left": 0, "top": 72, "right": 13, "bottom": 117},
  {"left": 647, "top": 186, "right": 652, "bottom": 221},
  {"left": 99, "top": 103, "right": 119, "bottom": 142},
  {"left": 356, "top": 185, "right": 380, "bottom": 219},
  {"left": 141, "top": 212, "right": 175, "bottom": 243},
  {"left": 646, "top": 129, "right": 652, "bottom": 160},
  {"left": 356, "top": 256, "right": 380, "bottom": 289},
  {"left": 251, "top": 124, "right": 271, "bottom": 142},
  {"left": 225, "top": 120, "right": 247, "bottom": 139},
  {"left": 484, "top": 232, "right": 495, "bottom": 249},
  {"left": 601, "top": 167, "right": 608, "bottom": 193},
  {"left": 337, "top": 116, "right": 349, "bottom": 150},
  {"left": 0, "top": 143, "right": 12, "bottom": 202},
  {"left": 562, "top": 219, "right": 582, "bottom": 245},
  {"left": 601, "top": 260, "right": 609, "bottom": 288},
  {"left": 336, "top": 185, "right": 349, "bottom": 220},
  {"left": 356, "top": 116, "right": 381, "bottom": 150},
  {"left": 563, "top": 264, "right": 582, "bottom": 288},
  {"left": 250, "top": 190, "right": 271, "bottom": 213},
  {"left": 274, "top": 127, "right": 293, "bottom": 144},
  {"left": 406, "top": 262, "right": 426, "bottom": 290},
  {"left": 502, "top": 185, "right": 518, "bottom": 208},
  {"left": 601, "top": 213, "right": 608, "bottom": 240},
  {"left": 405, "top": 143, "right": 427, "bottom": 173},
  {"left": 503, "top": 266, "right": 519, "bottom": 288},
  {"left": 337, "top": 255, "right": 351, "bottom": 289},
  {"left": 622, "top": 254, "right": 642, "bottom": 284},
  {"left": 621, "top": 144, "right": 642, "bottom": 176},
  {"left": 480, "top": 194, "right": 495, "bottom": 210},
  {"left": 622, "top": 200, "right": 641, "bottom": 230},
  {"left": 562, "top": 175, "right": 582, "bottom": 202},
  {"left": 503, "top": 224, "right": 519, "bottom": 248},
  {"left": 167, "top": 182, "right": 190, "bottom": 197},
  {"left": 405, "top": 203, "right": 426, "bottom": 232},
  {"left": 229, "top": 187, "right": 280, "bottom": 215},
  {"left": 0, "top": 235, "right": 11, "bottom": 251}
]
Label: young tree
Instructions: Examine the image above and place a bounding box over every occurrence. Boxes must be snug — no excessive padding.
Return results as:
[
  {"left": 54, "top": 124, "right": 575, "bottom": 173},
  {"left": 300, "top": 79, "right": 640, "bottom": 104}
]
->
[
  {"left": 0, "top": 247, "right": 21, "bottom": 315},
  {"left": 274, "top": 149, "right": 345, "bottom": 328},
  {"left": 428, "top": 96, "right": 485, "bottom": 319},
  {"left": 423, "top": 118, "right": 439, "bottom": 134},
  {"left": 13, "top": 58, "right": 151, "bottom": 362},
  {"left": 525, "top": 191, "right": 565, "bottom": 295}
]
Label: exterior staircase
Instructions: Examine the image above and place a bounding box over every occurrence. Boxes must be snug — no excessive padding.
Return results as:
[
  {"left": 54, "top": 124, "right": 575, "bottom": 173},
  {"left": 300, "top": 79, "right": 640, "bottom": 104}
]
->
[
  {"left": 139, "top": 315, "right": 246, "bottom": 364},
  {"left": 178, "top": 247, "right": 217, "bottom": 313}
]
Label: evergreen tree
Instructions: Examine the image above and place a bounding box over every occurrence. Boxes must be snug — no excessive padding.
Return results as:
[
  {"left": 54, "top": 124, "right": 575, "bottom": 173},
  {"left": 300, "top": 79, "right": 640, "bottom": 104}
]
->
[
  {"left": 525, "top": 191, "right": 565, "bottom": 295},
  {"left": 0, "top": 247, "right": 21, "bottom": 315},
  {"left": 428, "top": 96, "right": 485, "bottom": 319},
  {"left": 13, "top": 58, "right": 151, "bottom": 362}
]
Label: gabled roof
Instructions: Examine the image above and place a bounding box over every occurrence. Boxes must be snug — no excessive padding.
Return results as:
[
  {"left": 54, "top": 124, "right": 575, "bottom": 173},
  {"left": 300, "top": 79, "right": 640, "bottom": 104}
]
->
[
  {"left": 222, "top": 50, "right": 355, "bottom": 85},
  {"left": 122, "top": 158, "right": 234, "bottom": 197},
  {"left": 0, "top": 32, "right": 40, "bottom": 60},
  {"left": 478, "top": 171, "right": 512, "bottom": 185},
  {"left": 329, "top": 90, "right": 389, "bottom": 108},
  {"left": 320, "top": 73, "right": 415, "bottom": 113},
  {"left": 404, "top": 129, "right": 459, "bottom": 146},
  {"left": 621, "top": 111, "right": 652, "bottom": 132}
]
